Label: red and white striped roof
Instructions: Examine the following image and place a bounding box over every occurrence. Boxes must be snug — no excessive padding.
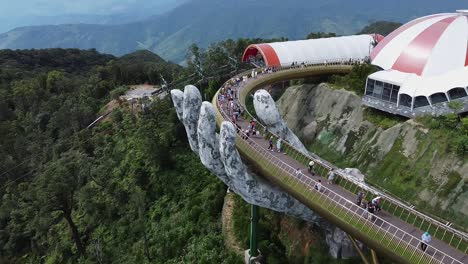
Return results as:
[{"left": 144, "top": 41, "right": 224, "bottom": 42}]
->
[
  {"left": 242, "top": 35, "right": 378, "bottom": 67},
  {"left": 371, "top": 12, "right": 468, "bottom": 77}
]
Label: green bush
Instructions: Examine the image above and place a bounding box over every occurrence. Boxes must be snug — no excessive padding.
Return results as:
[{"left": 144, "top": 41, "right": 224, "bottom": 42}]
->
[
  {"left": 440, "top": 113, "right": 459, "bottom": 129},
  {"left": 110, "top": 86, "right": 128, "bottom": 100},
  {"left": 448, "top": 101, "right": 463, "bottom": 111},
  {"left": 455, "top": 135, "right": 468, "bottom": 157},
  {"left": 363, "top": 107, "right": 406, "bottom": 129},
  {"left": 329, "top": 64, "right": 379, "bottom": 95}
]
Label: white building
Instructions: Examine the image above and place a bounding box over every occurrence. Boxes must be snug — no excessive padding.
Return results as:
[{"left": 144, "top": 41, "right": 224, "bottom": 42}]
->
[
  {"left": 364, "top": 11, "right": 468, "bottom": 117},
  {"left": 241, "top": 34, "right": 381, "bottom": 67}
]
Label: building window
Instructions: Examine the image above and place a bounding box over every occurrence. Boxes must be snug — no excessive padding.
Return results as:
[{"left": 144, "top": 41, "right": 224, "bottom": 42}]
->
[
  {"left": 390, "top": 85, "right": 399, "bottom": 103},
  {"left": 430, "top": 93, "right": 448, "bottom": 104},
  {"left": 365, "top": 79, "right": 399, "bottom": 104},
  {"left": 382, "top": 83, "right": 392, "bottom": 101},
  {"left": 414, "top": 96, "right": 430, "bottom": 108},
  {"left": 399, "top": 94, "right": 412, "bottom": 107},
  {"left": 366, "top": 79, "right": 375, "bottom": 95},
  {"left": 448, "top": 87, "right": 467, "bottom": 100},
  {"left": 373, "top": 81, "right": 383, "bottom": 98}
]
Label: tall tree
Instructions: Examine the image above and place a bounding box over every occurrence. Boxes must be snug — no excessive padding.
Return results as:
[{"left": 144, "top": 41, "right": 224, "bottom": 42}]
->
[{"left": 31, "top": 151, "right": 90, "bottom": 256}]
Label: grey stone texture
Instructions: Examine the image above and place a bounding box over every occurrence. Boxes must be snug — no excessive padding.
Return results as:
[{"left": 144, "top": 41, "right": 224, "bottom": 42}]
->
[
  {"left": 253, "top": 89, "right": 309, "bottom": 154},
  {"left": 219, "top": 122, "right": 321, "bottom": 222},
  {"left": 172, "top": 85, "right": 359, "bottom": 259}
]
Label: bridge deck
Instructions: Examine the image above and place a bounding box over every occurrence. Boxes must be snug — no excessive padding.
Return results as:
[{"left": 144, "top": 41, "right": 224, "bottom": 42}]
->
[{"left": 213, "top": 64, "right": 467, "bottom": 264}]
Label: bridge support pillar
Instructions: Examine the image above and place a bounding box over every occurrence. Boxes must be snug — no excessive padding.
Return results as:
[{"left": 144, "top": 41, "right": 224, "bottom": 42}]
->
[
  {"left": 346, "top": 233, "right": 370, "bottom": 264},
  {"left": 371, "top": 249, "right": 379, "bottom": 264},
  {"left": 244, "top": 204, "right": 260, "bottom": 264}
]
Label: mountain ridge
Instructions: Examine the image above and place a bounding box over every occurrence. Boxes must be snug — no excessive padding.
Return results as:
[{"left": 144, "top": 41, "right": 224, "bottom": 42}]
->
[{"left": 0, "top": 0, "right": 466, "bottom": 63}]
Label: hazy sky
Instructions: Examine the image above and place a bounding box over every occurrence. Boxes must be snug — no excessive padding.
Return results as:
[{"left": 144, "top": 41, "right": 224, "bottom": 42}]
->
[
  {"left": 0, "top": 0, "right": 186, "bottom": 32},
  {"left": 0, "top": 0, "right": 183, "bottom": 17}
]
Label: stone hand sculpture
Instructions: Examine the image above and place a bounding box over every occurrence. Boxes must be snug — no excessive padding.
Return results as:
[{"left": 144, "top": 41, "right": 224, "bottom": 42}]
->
[
  {"left": 253, "top": 89, "right": 309, "bottom": 154},
  {"left": 171, "top": 85, "right": 357, "bottom": 258},
  {"left": 171, "top": 85, "right": 320, "bottom": 222}
]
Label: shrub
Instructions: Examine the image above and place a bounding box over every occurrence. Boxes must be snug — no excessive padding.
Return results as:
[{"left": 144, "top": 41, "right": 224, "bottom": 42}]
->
[
  {"left": 110, "top": 86, "right": 128, "bottom": 100},
  {"left": 455, "top": 135, "right": 468, "bottom": 157},
  {"left": 448, "top": 101, "right": 463, "bottom": 111}
]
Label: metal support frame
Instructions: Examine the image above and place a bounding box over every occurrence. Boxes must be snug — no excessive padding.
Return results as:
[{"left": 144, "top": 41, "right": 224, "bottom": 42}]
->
[
  {"left": 346, "top": 233, "right": 370, "bottom": 264},
  {"left": 371, "top": 249, "right": 379, "bottom": 264}
]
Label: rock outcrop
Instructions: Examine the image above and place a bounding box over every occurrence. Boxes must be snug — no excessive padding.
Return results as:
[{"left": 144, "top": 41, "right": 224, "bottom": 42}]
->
[{"left": 276, "top": 83, "right": 468, "bottom": 226}]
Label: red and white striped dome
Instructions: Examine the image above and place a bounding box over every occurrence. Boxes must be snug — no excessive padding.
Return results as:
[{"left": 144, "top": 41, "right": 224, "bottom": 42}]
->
[{"left": 371, "top": 12, "right": 468, "bottom": 77}]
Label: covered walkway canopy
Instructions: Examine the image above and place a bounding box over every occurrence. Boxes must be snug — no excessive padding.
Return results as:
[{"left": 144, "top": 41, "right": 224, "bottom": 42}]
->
[{"left": 241, "top": 34, "right": 381, "bottom": 67}]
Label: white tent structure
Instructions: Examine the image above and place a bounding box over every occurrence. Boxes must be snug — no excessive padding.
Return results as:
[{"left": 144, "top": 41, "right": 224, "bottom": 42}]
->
[
  {"left": 242, "top": 35, "right": 381, "bottom": 67},
  {"left": 364, "top": 11, "right": 468, "bottom": 117}
]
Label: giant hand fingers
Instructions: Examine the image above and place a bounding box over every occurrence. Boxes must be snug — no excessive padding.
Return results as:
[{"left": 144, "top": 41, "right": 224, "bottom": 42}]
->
[
  {"left": 171, "top": 85, "right": 202, "bottom": 153},
  {"left": 253, "top": 89, "right": 308, "bottom": 154},
  {"left": 170, "top": 89, "right": 184, "bottom": 122},
  {"left": 197, "top": 102, "right": 235, "bottom": 191},
  {"left": 219, "top": 121, "right": 320, "bottom": 222}
]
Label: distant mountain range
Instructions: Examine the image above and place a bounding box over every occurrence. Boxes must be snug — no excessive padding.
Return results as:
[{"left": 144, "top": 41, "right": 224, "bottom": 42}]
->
[
  {"left": 0, "top": 0, "right": 188, "bottom": 33},
  {"left": 0, "top": 0, "right": 466, "bottom": 63}
]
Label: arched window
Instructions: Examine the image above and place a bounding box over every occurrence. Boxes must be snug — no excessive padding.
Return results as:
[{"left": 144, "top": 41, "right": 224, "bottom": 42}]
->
[
  {"left": 430, "top": 93, "right": 448, "bottom": 104},
  {"left": 448, "top": 87, "right": 467, "bottom": 100},
  {"left": 399, "top": 94, "right": 412, "bottom": 107},
  {"left": 414, "top": 96, "right": 430, "bottom": 108}
]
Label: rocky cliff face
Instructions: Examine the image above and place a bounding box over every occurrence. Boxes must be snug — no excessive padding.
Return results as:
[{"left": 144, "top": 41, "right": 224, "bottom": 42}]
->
[{"left": 277, "top": 83, "right": 468, "bottom": 228}]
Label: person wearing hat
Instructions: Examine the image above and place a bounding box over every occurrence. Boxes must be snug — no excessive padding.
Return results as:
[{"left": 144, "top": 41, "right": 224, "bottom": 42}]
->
[
  {"left": 308, "top": 160, "right": 315, "bottom": 174},
  {"left": 420, "top": 232, "right": 432, "bottom": 251}
]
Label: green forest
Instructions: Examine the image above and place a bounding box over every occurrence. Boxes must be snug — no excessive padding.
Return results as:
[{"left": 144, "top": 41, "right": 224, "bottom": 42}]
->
[
  {"left": 0, "top": 39, "right": 320, "bottom": 263},
  {"left": 0, "top": 48, "right": 246, "bottom": 263}
]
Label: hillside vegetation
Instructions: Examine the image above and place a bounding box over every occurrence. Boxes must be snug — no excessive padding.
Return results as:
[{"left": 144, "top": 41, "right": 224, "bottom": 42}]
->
[
  {"left": 358, "top": 21, "right": 402, "bottom": 36},
  {"left": 0, "top": 49, "right": 241, "bottom": 263}
]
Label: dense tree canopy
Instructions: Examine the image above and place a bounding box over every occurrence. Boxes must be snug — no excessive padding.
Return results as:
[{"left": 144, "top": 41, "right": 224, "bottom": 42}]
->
[
  {"left": 358, "top": 21, "right": 402, "bottom": 36},
  {"left": 0, "top": 48, "right": 241, "bottom": 263},
  {"left": 306, "top": 32, "right": 337, "bottom": 39}
]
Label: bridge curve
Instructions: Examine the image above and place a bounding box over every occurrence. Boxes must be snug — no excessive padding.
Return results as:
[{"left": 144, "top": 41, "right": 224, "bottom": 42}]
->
[{"left": 211, "top": 62, "right": 467, "bottom": 263}]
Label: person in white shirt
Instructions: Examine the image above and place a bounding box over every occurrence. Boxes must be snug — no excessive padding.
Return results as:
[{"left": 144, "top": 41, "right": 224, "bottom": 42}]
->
[
  {"left": 308, "top": 160, "right": 315, "bottom": 174},
  {"left": 420, "top": 232, "right": 432, "bottom": 251},
  {"left": 276, "top": 138, "right": 282, "bottom": 153},
  {"left": 327, "top": 170, "right": 335, "bottom": 184},
  {"left": 295, "top": 168, "right": 302, "bottom": 179},
  {"left": 314, "top": 180, "right": 323, "bottom": 192}
]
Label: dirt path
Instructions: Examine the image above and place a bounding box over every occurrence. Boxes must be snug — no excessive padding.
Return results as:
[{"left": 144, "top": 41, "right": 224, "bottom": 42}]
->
[{"left": 222, "top": 192, "right": 244, "bottom": 256}]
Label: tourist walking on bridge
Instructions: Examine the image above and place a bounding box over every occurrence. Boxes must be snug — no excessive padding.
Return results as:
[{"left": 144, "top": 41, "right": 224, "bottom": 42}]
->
[
  {"left": 367, "top": 201, "right": 376, "bottom": 221},
  {"left": 308, "top": 160, "right": 315, "bottom": 174},
  {"left": 295, "top": 168, "right": 302, "bottom": 179},
  {"left": 420, "top": 232, "right": 432, "bottom": 252},
  {"left": 276, "top": 138, "right": 282, "bottom": 153},
  {"left": 314, "top": 180, "right": 323, "bottom": 192},
  {"left": 327, "top": 169, "right": 335, "bottom": 184},
  {"left": 356, "top": 190, "right": 364, "bottom": 206},
  {"left": 268, "top": 137, "right": 273, "bottom": 151},
  {"left": 372, "top": 196, "right": 382, "bottom": 213}
]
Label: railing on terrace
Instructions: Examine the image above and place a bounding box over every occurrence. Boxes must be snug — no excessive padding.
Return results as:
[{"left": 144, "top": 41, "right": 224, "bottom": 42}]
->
[
  {"left": 212, "top": 61, "right": 467, "bottom": 260},
  {"left": 214, "top": 90, "right": 464, "bottom": 264}
]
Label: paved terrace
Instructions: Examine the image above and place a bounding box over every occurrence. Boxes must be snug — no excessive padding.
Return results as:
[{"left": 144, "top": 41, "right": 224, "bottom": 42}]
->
[{"left": 211, "top": 63, "right": 467, "bottom": 264}]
